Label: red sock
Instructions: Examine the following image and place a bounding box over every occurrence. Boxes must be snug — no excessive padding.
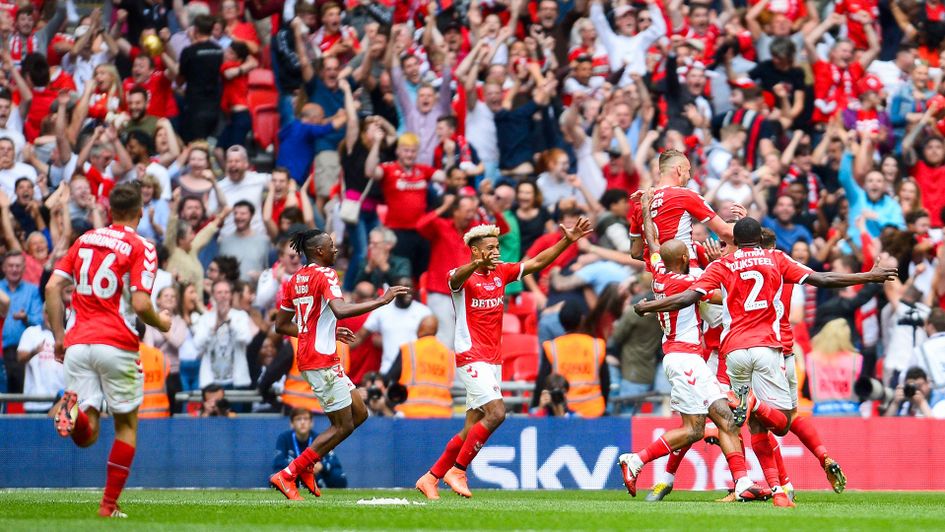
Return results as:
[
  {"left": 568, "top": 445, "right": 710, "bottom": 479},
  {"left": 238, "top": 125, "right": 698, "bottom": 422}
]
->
[
  {"left": 284, "top": 448, "right": 320, "bottom": 477},
  {"left": 430, "top": 435, "right": 464, "bottom": 478},
  {"left": 71, "top": 409, "right": 92, "bottom": 446},
  {"left": 789, "top": 415, "right": 828, "bottom": 467},
  {"left": 769, "top": 433, "right": 791, "bottom": 486},
  {"left": 665, "top": 444, "right": 691, "bottom": 475},
  {"left": 102, "top": 440, "right": 135, "bottom": 508},
  {"left": 638, "top": 436, "right": 673, "bottom": 464},
  {"left": 750, "top": 432, "right": 781, "bottom": 490},
  {"left": 455, "top": 422, "right": 492, "bottom": 470},
  {"left": 725, "top": 451, "right": 747, "bottom": 480},
  {"left": 753, "top": 401, "right": 788, "bottom": 434}
]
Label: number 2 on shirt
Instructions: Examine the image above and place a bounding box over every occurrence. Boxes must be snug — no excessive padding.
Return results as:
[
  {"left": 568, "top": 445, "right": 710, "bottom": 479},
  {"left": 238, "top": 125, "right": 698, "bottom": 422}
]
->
[{"left": 740, "top": 271, "right": 768, "bottom": 311}]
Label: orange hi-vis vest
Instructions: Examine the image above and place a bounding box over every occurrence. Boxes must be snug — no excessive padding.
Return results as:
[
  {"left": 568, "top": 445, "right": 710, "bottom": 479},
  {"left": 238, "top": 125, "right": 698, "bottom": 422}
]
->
[
  {"left": 139, "top": 342, "right": 170, "bottom": 418},
  {"left": 281, "top": 337, "right": 350, "bottom": 414},
  {"left": 542, "top": 333, "right": 606, "bottom": 418},
  {"left": 807, "top": 351, "right": 862, "bottom": 403},
  {"left": 397, "top": 336, "right": 455, "bottom": 418}
]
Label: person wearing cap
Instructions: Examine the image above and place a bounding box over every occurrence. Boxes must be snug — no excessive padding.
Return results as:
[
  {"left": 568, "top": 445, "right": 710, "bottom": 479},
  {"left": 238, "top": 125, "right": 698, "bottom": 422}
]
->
[
  {"left": 842, "top": 74, "right": 892, "bottom": 151},
  {"left": 589, "top": 0, "right": 667, "bottom": 78}
]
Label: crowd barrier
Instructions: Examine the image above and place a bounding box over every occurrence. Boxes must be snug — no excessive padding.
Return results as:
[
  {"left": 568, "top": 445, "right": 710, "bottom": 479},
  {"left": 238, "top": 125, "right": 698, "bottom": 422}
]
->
[{"left": 2, "top": 417, "right": 943, "bottom": 490}]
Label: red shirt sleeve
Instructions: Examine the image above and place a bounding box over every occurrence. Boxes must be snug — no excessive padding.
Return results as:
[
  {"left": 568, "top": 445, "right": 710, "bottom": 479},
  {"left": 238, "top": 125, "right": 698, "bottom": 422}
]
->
[
  {"left": 320, "top": 270, "right": 344, "bottom": 302},
  {"left": 279, "top": 274, "right": 295, "bottom": 312},
  {"left": 692, "top": 260, "right": 726, "bottom": 294},
  {"left": 129, "top": 240, "right": 158, "bottom": 295},
  {"left": 775, "top": 250, "right": 813, "bottom": 285},
  {"left": 628, "top": 201, "right": 643, "bottom": 237},
  {"left": 684, "top": 189, "right": 716, "bottom": 223},
  {"left": 500, "top": 262, "right": 525, "bottom": 284}
]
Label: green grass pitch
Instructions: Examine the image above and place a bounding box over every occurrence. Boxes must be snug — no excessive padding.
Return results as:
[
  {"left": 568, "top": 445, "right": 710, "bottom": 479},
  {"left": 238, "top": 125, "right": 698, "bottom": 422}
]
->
[{"left": 2, "top": 489, "right": 944, "bottom": 531}]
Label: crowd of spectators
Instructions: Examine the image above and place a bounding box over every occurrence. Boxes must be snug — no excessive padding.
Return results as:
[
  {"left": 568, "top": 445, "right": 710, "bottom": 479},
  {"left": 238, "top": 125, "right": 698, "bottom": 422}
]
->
[{"left": 1, "top": 0, "right": 945, "bottom": 419}]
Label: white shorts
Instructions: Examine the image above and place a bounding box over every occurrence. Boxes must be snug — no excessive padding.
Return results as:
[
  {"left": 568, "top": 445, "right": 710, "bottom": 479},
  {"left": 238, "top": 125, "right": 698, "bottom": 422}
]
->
[
  {"left": 456, "top": 362, "right": 502, "bottom": 410},
  {"left": 706, "top": 350, "right": 730, "bottom": 392},
  {"left": 784, "top": 353, "right": 798, "bottom": 409},
  {"left": 301, "top": 364, "right": 356, "bottom": 413},
  {"left": 663, "top": 353, "right": 727, "bottom": 415},
  {"left": 64, "top": 344, "right": 143, "bottom": 415},
  {"left": 726, "top": 347, "right": 793, "bottom": 410}
]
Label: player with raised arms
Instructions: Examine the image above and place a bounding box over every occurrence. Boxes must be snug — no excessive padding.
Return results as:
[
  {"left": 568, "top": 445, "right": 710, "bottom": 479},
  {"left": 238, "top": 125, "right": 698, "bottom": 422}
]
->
[
  {"left": 629, "top": 149, "right": 745, "bottom": 267},
  {"left": 415, "top": 217, "right": 593, "bottom": 500},
  {"left": 45, "top": 183, "right": 172, "bottom": 518},
  {"left": 618, "top": 190, "right": 771, "bottom": 502},
  {"left": 634, "top": 217, "right": 897, "bottom": 507},
  {"left": 269, "top": 229, "right": 409, "bottom": 501}
]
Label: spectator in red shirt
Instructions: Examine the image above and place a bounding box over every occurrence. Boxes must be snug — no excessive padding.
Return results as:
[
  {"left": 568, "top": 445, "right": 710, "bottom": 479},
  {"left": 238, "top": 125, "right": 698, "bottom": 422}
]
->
[
  {"left": 123, "top": 54, "right": 179, "bottom": 119},
  {"left": 416, "top": 193, "right": 509, "bottom": 349},
  {"left": 903, "top": 119, "right": 945, "bottom": 227},
  {"left": 522, "top": 206, "right": 584, "bottom": 310},
  {"left": 805, "top": 13, "right": 879, "bottom": 125},
  {"left": 367, "top": 132, "right": 445, "bottom": 276},
  {"left": 216, "top": 41, "right": 257, "bottom": 161},
  {"left": 221, "top": 0, "right": 260, "bottom": 56}
]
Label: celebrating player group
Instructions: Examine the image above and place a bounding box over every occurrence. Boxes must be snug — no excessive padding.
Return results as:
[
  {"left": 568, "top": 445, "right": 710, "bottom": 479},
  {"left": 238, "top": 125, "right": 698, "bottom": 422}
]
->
[{"left": 45, "top": 149, "right": 896, "bottom": 517}]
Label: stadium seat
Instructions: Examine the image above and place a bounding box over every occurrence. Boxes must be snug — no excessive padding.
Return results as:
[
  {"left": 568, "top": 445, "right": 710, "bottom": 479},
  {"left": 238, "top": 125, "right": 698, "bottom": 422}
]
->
[
  {"left": 501, "top": 333, "right": 539, "bottom": 381},
  {"left": 506, "top": 291, "right": 537, "bottom": 318},
  {"left": 502, "top": 313, "right": 521, "bottom": 333},
  {"left": 247, "top": 68, "right": 280, "bottom": 153},
  {"left": 512, "top": 354, "right": 538, "bottom": 381},
  {"left": 250, "top": 104, "right": 279, "bottom": 152},
  {"left": 521, "top": 312, "right": 538, "bottom": 334}
]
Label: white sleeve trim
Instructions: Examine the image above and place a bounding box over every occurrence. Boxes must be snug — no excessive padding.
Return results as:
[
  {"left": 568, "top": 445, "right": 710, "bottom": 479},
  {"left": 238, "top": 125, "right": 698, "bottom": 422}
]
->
[{"left": 53, "top": 269, "right": 73, "bottom": 281}]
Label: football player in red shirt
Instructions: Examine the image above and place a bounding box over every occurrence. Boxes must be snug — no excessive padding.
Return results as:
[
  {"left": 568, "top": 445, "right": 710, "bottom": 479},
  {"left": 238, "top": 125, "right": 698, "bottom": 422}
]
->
[
  {"left": 635, "top": 217, "right": 896, "bottom": 506},
  {"left": 629, "top": 149, "right": 745, "bottom": 268},
  {"left": 45, "top": 184, "right": 172, "bottom": 518},
  {"left": 619, "top": 191, "right": 771, "bottom": 502},
  {"left": 761, "top": 230, "right": 847, "bottom": 495},
  {"left": 415, "top": 217, "right": 593, "bottom": 500},
  {"left": 269, "top": 229, "right": 408, "bottom": 501}
]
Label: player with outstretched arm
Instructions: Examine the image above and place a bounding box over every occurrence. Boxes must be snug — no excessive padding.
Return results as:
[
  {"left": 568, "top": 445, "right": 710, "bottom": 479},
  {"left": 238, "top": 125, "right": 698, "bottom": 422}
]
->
[
  {"left": 415, "top": 217, "right": 593, "bottom": 499},
  {"left": 634, "top": 217, "right": 897, "bottom": 507},
  {"left": 269, "top": 229, "right": 409, "bottom": 501},
  {"left": 618, "top": 190, "right": 770, "bottom": 502},
  {"left": 46, "top": 183, "right": 172, "bottom": 518}
]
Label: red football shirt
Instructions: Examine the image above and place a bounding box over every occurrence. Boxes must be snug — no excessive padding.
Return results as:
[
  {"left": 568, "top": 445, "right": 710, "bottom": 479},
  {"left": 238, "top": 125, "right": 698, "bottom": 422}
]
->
[
  {"left": 451, "top": 261, "right": 525, "bottom": 366},
  {"left": 379, "top": 162, "right": 436, "bottom": 229},
  {"left": 650, "top": 255, "right": 703, "bottom": 356},
  {"left": 280, "top": 264, "right": 344, "bottom": 371},
  {"left": 53, "top": 225, "right": 157, "bottom": 352},
  {"left": 692, "top": 247, "right": 813, "bottom": 355},
  {"left": 123, "top": 70, "right": 179, "bottom": 118},
  {"left": 630, "top": 186, "right": 716, "bottom": 268}
]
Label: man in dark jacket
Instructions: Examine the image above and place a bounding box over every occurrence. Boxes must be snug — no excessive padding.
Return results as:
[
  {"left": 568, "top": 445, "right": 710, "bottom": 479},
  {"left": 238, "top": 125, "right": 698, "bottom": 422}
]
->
[{"left": 272, "top": 408, "right": 347, "bottom": 492}]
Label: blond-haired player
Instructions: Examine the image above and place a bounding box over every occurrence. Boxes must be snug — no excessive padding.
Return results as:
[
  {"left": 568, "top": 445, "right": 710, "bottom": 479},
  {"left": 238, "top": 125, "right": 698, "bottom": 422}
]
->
[{"left": 414, "top": 217, "right": 593, "bottom": 500}]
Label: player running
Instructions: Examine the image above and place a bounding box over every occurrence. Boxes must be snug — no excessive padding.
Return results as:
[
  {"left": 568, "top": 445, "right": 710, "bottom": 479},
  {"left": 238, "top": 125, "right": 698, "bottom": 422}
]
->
[
  {"left": 45, "top": 183, "right": 172, "bottom": 518},
  {"left": 269, "top": 229, "right": 409, "bottom": 500},
  {"left": 760, "top": 229, "right": 846, "bottom": 495},
  {"left": 635, "top": 218, "right": 896, "bottom": 507},
  {"left": 415, "top": 218, "right": 592, "bottom": 499},
  {"left": 618, "top": 191, "right": 770, "bottom": 502}
]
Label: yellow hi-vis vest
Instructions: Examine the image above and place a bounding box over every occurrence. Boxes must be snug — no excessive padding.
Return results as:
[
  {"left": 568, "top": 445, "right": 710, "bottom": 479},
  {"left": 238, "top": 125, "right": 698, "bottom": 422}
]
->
[
  {"left": 542, "top": 333, "right": 606, "bottom": 417},
  {"left": 139, "top": 343, "right": 170, "bottom": 418},
  {"left": 397, "top": 336, "right": 455, "bottom": 418}
]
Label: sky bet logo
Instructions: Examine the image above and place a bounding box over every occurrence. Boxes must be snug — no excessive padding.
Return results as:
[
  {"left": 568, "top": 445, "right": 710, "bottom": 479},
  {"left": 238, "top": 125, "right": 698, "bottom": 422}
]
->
[{"left": 468, "top": 427, "right": 618, "bottom": 489}]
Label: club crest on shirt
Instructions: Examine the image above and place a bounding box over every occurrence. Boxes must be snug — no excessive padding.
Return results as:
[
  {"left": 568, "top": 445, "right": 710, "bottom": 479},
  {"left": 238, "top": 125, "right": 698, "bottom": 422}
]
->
[{"left": 494, "top": 277, "right": 502, "bottom": 287}]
